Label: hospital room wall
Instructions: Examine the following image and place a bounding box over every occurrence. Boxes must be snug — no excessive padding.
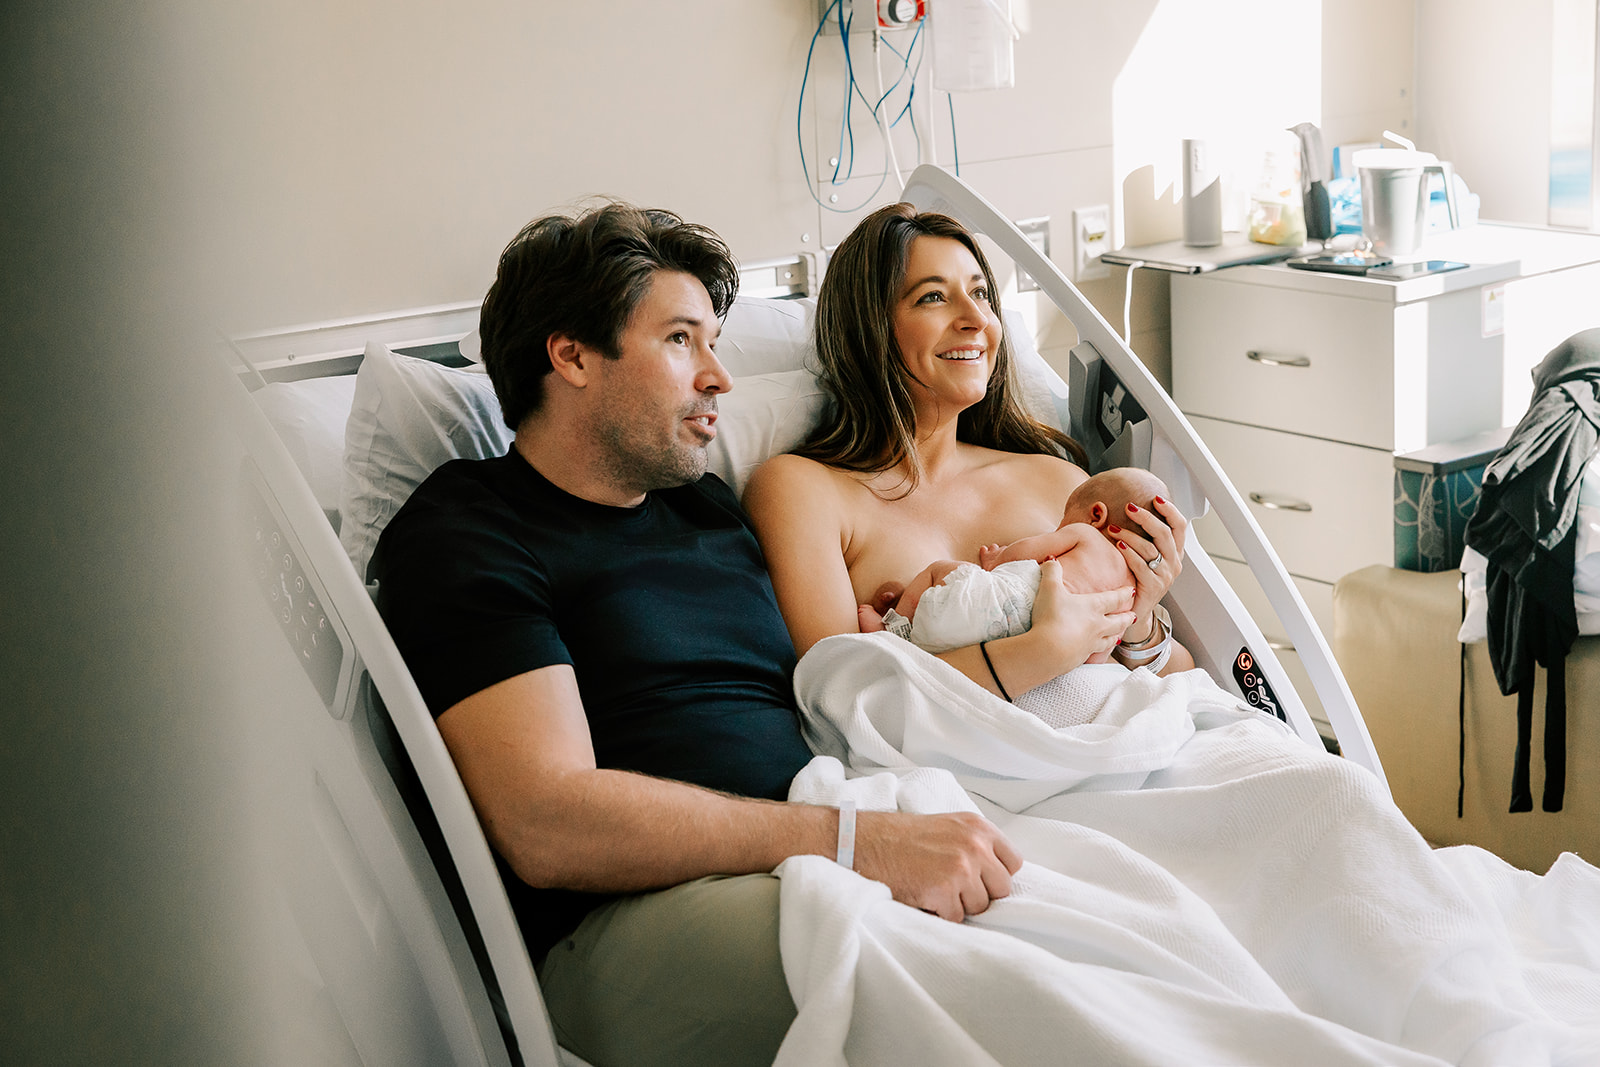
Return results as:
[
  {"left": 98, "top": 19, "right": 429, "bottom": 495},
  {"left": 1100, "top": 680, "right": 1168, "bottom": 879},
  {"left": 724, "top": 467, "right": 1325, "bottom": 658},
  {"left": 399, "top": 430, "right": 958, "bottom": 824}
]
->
[
  {"left": 188, "top": 0, "right": 1150, "bottom": 339},
  {"left": 183, "top": 1, "right": 1568, "bottom": 387},
  {"left": 1414, "top": 0, "right": 1554, "bottom": 226},
  {"left": 190, "top": 1, "right": 1420, "bottom": 396}
]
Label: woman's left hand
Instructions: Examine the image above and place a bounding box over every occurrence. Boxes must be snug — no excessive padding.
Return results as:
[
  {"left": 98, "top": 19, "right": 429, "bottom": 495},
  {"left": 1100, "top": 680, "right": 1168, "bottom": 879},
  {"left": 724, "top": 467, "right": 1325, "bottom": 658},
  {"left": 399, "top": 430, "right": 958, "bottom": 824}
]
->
[{"left": 1108, "top": 494, "right": 1187, "bottom": 643}]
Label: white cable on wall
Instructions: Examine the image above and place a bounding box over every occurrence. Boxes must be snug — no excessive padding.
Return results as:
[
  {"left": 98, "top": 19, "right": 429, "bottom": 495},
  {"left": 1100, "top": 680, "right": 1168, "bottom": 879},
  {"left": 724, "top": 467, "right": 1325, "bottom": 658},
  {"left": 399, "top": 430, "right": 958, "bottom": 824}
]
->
[
  {"left": 873, "top": 25, "right": 908, "bottom": 189},
  {"left": 1121, "top": 260, "right": 1144, "bottom": 344}
]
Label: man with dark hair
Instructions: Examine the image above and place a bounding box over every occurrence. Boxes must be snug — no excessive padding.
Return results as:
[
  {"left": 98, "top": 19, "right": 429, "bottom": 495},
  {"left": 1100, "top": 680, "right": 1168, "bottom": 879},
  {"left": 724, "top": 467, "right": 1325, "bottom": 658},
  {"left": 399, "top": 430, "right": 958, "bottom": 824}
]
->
[{"left": 371, "top": 202, "right": 1020, "bottom": 1067}]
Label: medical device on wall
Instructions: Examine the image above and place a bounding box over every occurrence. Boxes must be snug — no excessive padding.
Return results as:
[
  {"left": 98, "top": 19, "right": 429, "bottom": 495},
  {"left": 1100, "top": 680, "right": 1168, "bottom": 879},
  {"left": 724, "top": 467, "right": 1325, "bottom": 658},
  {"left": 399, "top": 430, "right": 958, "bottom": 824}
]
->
[
  {"left": 878, "top": 0, "right": 925, "bottom": 27},
  {"left": 931, "top": 0, "right": 1018, "bottom": 91},
  {"left": 801, "top": 0, "right": 930, "bottom": 209}
]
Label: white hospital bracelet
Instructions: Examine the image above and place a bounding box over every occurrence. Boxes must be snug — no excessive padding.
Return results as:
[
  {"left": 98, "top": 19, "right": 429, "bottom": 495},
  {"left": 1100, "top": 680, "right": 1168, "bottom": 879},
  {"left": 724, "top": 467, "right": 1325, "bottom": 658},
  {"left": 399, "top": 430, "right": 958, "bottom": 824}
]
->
[{"left": 836, "top": 799, "right": 856, "bottom": 870}]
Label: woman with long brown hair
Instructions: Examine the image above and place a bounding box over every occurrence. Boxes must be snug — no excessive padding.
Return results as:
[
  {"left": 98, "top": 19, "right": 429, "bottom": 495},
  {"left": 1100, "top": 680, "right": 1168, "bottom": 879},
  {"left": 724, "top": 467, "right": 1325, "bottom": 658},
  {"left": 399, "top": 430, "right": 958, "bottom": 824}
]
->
[{"left": 744, "top": 203, "right": 1188, "bottom": 696}]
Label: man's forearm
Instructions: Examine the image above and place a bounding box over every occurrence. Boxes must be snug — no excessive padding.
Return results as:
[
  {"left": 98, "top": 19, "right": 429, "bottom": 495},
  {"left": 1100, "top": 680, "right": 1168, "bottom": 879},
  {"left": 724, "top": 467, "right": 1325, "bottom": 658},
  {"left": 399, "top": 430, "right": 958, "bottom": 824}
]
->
[
  {"left": 437, "top": 665, "right": 1020, "bottom": 919},
  {"left": 493, "top": 768, "right": 1024, "bottom": 924},
  {"left": 487, "top": 767, "right": 840, "bottom": 893}
]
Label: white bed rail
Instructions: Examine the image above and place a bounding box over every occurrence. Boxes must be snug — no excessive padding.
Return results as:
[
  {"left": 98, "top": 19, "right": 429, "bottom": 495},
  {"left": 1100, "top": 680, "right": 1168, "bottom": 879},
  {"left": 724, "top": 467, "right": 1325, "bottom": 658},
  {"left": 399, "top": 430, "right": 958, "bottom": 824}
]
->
[
  {"left": 231, "top": 372, "right": 573, "bottom": 1066},
  {"left": 901, "top": 164, "right": 1387, "bottom": 790}
]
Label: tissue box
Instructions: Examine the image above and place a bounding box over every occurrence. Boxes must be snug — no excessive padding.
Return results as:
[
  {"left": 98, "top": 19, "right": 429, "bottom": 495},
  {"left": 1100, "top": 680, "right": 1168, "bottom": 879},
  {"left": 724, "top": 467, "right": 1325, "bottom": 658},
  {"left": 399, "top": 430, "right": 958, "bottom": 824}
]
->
[{"left": 1392, "top": 427, "right": 1512, "bottom": 572}]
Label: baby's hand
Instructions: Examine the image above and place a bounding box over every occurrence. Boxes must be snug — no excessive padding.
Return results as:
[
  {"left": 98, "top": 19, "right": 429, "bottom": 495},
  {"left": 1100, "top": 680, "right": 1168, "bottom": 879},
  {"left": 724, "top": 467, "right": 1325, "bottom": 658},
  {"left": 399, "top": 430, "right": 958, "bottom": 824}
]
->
[
  {"left": 978, "top": 543, "right": 1005, "bottom": 570},
  {"left": 858, "top": 603, "right": 889, "bottom": 633}
]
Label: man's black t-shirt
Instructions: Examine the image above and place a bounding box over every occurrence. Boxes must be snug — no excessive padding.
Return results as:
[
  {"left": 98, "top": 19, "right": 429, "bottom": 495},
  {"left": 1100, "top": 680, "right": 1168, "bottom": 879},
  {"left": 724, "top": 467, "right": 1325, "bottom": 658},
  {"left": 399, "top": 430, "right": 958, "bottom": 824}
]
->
[{"left": 370, "top": 451, "right": 813, "bottom": 961}]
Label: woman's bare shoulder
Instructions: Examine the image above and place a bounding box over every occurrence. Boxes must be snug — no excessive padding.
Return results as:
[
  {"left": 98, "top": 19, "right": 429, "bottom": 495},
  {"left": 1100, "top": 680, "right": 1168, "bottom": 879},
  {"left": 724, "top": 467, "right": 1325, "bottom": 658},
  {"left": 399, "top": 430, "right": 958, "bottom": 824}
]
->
[
  {"left": 743, "top": 452, "right": 845, "bottom": 505},
  {"left": 742, "top": 454, "right": 863, "bottom": 531},
  {"left": 970, "top": 446, "right": 1087, "bottom": 493}
]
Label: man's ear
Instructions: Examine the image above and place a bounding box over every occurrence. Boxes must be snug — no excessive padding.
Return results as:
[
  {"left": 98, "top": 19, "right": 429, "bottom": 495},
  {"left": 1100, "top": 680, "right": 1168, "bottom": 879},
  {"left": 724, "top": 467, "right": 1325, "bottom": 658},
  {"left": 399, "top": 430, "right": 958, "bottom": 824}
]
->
[{"left": 546, "top": 334, "right": 591, "bottom": 388}]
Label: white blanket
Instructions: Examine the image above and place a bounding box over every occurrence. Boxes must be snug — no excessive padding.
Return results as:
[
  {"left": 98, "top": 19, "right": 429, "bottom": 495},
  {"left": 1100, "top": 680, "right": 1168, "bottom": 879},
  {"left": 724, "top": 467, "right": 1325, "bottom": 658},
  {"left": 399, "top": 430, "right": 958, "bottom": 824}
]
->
[{"left": 777, "top": 633, "right": 1600, "bottom": 1066}]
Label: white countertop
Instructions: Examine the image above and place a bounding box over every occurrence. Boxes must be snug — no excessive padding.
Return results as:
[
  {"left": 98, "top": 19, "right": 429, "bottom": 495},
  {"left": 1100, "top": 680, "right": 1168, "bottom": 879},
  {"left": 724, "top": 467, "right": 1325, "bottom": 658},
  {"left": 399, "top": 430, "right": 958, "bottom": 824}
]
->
[{"left": 1183, "top": 222, "right": 1600, "bottom": 304}]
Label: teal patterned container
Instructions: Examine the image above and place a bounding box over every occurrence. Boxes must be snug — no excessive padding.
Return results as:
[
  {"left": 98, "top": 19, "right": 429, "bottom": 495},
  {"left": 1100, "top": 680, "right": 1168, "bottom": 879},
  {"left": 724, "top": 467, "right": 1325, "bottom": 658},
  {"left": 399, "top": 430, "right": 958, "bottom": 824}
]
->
[{"left": 1392, "top": 427, "right": 1512, "bottom": 573}]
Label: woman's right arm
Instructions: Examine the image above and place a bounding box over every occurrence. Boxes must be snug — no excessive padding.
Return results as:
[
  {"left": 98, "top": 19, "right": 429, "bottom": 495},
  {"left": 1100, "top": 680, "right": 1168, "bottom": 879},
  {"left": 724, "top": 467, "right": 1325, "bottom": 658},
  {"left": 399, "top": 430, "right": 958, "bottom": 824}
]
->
[
  {"left": 742, "top": 454, "right": 865, "bottom": 656},
  {"left": 959, "top": 559, "right": 1136, "bottom": 698}
]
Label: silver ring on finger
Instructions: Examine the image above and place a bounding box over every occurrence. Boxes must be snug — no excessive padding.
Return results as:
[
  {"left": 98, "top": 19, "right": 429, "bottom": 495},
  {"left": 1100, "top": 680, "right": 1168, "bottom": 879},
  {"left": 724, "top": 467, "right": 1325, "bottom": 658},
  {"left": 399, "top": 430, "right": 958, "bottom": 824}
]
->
[{"left": 1147, "top": 551, "right": 1163, "bottom": 571}]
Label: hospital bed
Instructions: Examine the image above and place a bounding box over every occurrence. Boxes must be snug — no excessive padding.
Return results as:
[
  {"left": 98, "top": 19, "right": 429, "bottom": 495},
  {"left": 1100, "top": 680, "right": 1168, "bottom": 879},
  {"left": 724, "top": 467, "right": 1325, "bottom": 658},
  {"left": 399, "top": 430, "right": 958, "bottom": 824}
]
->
[{"left": 227, "top": 166, "right": 1387, "bottom": 1066}]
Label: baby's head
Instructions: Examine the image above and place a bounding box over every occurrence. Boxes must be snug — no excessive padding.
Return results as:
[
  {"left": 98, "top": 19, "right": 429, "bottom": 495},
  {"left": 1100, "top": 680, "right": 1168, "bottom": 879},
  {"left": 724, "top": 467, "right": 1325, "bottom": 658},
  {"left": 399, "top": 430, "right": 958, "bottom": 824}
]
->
[{"left": 1061, "top": 467, "right": 1169, "bottom": 531}]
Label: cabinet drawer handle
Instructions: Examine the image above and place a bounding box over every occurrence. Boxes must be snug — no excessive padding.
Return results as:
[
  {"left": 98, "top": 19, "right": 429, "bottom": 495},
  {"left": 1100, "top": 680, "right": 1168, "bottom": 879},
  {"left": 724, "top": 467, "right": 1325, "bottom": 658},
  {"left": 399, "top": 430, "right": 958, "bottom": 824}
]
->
[
  {"left": 1249, "top": 491, "right": 1312, "bottom": 513},
  {"left": 1246, "top": 350, "right": 1311, "bottom": 368},
  {"left": 1267, "top": 639, "right": 1294, "bottom": 652}
]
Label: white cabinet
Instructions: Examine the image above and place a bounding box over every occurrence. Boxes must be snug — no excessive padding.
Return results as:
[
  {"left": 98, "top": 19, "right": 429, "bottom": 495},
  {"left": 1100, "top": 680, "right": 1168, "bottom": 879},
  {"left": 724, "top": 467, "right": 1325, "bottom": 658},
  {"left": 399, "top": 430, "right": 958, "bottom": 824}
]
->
[
  {"left": 1170, "top": 223, "right": 1600, "bottom": 729},
  {"left": 1184, "top": 415, "right": 1395, "bottom": 585}
]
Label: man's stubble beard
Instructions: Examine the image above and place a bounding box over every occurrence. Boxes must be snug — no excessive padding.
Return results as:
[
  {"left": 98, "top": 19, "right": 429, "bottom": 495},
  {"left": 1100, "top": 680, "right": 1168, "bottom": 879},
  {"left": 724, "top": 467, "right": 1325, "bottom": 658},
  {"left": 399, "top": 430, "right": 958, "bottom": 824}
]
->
[{"left": 594, "top": 413, "right": 709, "bottom": 496}]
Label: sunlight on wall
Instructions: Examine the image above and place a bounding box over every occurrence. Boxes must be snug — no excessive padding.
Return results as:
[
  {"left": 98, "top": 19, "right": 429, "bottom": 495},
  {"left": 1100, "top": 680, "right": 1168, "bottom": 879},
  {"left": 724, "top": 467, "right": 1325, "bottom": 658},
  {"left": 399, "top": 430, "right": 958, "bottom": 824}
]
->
[
  {"left": 1111, "top": 0, "right": 1322, "bottom": 246},
  {"left": 1549, "top": 0, "right": 1597, "bottom": 228}
]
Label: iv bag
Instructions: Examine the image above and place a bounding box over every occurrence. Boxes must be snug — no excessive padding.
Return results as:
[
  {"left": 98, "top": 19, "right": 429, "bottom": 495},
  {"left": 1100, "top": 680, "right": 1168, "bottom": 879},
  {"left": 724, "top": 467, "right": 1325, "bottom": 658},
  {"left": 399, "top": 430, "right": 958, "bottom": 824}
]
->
[{"left": 932, "top": 0, "right": 1015, "bottom": 92}]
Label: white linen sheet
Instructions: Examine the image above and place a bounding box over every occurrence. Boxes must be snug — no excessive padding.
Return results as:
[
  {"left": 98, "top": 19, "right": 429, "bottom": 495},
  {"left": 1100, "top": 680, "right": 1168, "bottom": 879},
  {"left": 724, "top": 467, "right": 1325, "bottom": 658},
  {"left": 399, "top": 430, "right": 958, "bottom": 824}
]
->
[{"left": 778, "top": 633, "right": 1600, "bottom": 1066}]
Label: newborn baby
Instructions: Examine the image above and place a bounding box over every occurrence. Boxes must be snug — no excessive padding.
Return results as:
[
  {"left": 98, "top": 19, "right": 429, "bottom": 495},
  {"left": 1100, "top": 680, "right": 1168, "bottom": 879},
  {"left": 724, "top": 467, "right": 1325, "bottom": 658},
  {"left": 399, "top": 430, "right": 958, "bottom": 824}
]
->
[
  {"left": 876, "top": 529, "right": 1132, "bottom": 658},
  {"left": 860, "top": 468, "right": 1171, "bottom": 727}
]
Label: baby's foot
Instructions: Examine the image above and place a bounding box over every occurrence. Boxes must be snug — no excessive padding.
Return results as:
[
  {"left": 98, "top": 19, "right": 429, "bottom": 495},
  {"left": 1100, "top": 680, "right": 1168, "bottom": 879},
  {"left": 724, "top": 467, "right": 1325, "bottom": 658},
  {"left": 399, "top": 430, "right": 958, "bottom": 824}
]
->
[
  {"left": 858, "top": 603, "right": 888, "bottom": 633},
  {"left": 978, "top": 543, "right": 1004, "bottom": 570}
]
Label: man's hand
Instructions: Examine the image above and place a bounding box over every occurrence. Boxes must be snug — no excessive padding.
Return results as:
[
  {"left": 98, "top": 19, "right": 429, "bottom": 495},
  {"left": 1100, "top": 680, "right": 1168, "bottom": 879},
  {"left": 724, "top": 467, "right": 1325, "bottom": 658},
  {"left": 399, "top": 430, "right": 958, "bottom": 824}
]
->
[{"left": 852, "top": 810, "right": 1023, "bottom": 922}]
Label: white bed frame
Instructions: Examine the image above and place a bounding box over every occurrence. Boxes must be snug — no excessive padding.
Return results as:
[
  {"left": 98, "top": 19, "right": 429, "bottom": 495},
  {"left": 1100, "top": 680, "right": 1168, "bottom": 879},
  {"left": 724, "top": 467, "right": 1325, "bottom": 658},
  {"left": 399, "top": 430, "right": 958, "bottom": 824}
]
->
[{"left": 227, "top": 166, "right": 1386, "bottom": 1067}]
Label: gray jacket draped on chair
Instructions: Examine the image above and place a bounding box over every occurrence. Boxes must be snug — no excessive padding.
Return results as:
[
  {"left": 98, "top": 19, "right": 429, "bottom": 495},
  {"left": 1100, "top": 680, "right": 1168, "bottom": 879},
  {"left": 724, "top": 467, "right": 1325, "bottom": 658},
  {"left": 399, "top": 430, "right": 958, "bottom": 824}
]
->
[{"left": 1463, "top": 328, "right": 1600, "bottom": 813}]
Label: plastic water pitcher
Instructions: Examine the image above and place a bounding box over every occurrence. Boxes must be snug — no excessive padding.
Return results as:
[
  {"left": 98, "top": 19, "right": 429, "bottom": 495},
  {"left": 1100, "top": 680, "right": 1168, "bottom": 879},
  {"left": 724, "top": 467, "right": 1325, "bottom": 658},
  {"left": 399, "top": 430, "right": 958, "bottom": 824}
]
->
[{"left": 1354, "top": 146, "right": 1461, "bottom": 256}]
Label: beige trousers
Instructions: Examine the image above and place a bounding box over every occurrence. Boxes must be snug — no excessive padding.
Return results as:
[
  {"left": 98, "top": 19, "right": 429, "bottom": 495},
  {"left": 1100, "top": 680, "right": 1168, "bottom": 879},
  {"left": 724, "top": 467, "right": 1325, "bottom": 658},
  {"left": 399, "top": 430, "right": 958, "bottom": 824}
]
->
[{"left": 538, "top": 873, "right": 796, "bottom": 1067}]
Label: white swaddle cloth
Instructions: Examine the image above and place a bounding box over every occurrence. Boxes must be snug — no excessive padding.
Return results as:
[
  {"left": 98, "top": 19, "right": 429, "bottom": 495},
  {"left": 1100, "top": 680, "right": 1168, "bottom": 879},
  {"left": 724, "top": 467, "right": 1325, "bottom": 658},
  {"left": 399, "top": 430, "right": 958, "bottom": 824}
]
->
[
  {"left": 881, "top": 561, "right": 1114, "bottom": 729},
  {"left": 893, "top": 561, "right": 1039, "bottom": 652}
]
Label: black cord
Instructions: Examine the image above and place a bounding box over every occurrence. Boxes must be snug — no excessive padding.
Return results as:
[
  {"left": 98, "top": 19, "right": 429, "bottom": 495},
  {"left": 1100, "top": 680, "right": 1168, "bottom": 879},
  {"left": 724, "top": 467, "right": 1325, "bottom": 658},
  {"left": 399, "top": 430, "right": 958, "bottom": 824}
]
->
[
  {"left": 979, "top": 641, "right": 1012, "bottom": 702},
  {"left": 1458, "top": 580, "right": 1467, "bottom": 819}
]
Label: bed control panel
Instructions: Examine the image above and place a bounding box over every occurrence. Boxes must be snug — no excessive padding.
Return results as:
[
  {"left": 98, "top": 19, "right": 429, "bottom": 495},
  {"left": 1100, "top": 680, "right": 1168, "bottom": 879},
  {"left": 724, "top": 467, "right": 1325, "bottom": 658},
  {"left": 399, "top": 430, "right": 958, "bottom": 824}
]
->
[
  {"left": 243, "top": 459, "right": 359, "bottom": 719},
  {"left": 1065, "top": 340, "right": 1205, "bottom": 521},
  {"left": 1067, "top": 342, "right": 1152, "bottom": 473},
  {"left": 1232, "top": 648, "right": 1286, "bottom": 722}
]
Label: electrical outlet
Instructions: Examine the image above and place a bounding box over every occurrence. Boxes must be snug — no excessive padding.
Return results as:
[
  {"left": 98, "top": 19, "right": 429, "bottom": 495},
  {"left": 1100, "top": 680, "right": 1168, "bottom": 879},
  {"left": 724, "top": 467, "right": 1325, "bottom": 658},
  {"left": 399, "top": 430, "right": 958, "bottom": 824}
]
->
[
  {"left": 1072, "top": 205, "right": 1110, "bottom": 282},
  {"left": 817, "top": 0, "right": 863, "bottom": 33}
]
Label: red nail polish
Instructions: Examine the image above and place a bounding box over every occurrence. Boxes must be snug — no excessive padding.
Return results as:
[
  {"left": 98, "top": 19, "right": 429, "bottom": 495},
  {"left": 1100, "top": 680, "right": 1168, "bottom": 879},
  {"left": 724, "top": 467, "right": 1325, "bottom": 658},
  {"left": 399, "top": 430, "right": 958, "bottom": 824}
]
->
[
  {"left": 1117, "top": 541, "right": 1128, "bottom": 551},
  {"left": 1126, "top": 503, "right": 1138, "bottom": 513},
  {"left": 1153, "top": 495, "right": 1166, "bottom": 506},
  {"left": 1107, "top": 524, "right": 1121, "bottom": 534}
]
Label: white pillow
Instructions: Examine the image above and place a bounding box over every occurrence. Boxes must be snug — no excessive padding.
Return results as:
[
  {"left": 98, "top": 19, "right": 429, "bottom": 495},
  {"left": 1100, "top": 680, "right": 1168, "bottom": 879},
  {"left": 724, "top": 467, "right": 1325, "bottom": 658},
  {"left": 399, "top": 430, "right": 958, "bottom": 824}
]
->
[
  {"left": 706, "top": 370, "right": 827, "bottom": 496},
  {"left": 717, "top": 296, "right": 817, "bottom": 376},
  {"left": 339, "top": 341, "right": 514, "bottom": 578},
  {"left": 253, "top": 375, "right": 360, "bottom": 514}
]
